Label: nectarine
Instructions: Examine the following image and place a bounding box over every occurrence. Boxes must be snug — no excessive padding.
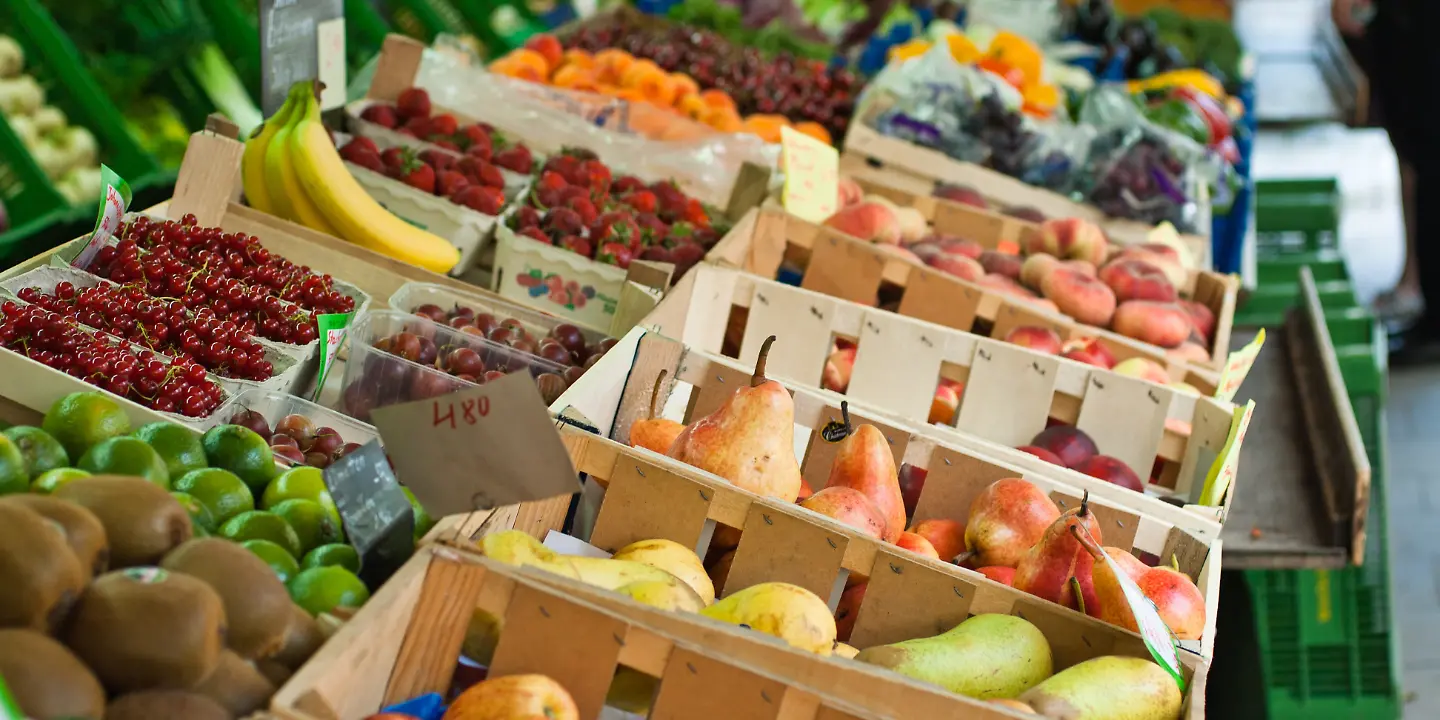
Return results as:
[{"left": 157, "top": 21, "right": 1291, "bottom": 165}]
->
[{"left": 1017, "top": 445, "right": 1065, "bottom": 466}]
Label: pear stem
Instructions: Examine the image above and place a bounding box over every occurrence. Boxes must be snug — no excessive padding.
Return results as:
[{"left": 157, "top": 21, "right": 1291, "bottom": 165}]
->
[
  {"left": 1079, "top": 490, "right": 1090, "bottom": 518},
  {"left": 648, "top": 369, "right": 668, "bottom": 420},
  {"left": 1070, "top": 577, "right": 1086, "bottom": 615},
  {"left": 752, "top": 335, "right": 776, "bottom": 387},
  {"left": 840, "top": 401, "right": 852, "bottom": 434},
  {"left": 952, "top": 550, "right": 975, "bottom": 567},
  {"left": 1068, "top": 524, "right": 1103, "bottom": 560},
  {"left": 1170, "top": 554, "right": 1181, "bottom": 573}
]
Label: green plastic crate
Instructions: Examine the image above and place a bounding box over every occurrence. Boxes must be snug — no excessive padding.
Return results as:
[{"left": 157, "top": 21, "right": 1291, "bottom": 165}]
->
[
  {"left": 1255, "top": 178, "right": 1341, "bottom": 253},
  {"left": 1256, "top": 252, "right": 1350, "bottom": 285}
]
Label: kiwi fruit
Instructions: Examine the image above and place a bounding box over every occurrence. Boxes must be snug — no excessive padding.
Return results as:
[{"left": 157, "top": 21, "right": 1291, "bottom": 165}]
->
[
  {"left": 192, "top": 649, "right": 275, "bottom": 717},
  {"left": 54, "top": 475, "right": 192, "bottom": 567},
  {"left": 0, "top": 628, "right": 106, "bottom": 719},
  {"left": 0, "top": 503, "right": 85, "bottom": 633},
  {"left": 0, "top": 494, "right": 109, "bottom": 579},
  {"left": 104, "top": 691, "right": 230, "bottom": 720},
  {"left": 270, "top": 603, "right": 326, "bottom": 670},
  {"left": 160, "top": 538, "right": 292, "bottom": 660},
  {"left": 254, "top": 658, "right": 293, "bottom": 688},
  {"left": 65, "top": 567, "right": 226, "bottom": 693}
]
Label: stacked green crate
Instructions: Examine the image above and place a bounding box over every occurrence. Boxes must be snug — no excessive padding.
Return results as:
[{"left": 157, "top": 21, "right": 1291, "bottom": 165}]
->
[{"left": 1241, "top": 177, "right": 1400, "bottom": 719}]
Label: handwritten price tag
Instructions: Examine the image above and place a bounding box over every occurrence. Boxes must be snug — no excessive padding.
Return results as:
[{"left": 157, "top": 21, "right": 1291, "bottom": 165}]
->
[
  {"left": 315, "top": 17, "right": 347, "bottom": 111},
  {"left": 369, "top": 373, "right": 581, "bottom": 517},
  {"left": 1214, "top": 329, "right": 1265, "bottom": 402},
  {"left": 1199, "top": 399, "right": 1255, "bottom": 507},
  {"left": 779, "top": 125, "right": 839, "bottom": 224}
]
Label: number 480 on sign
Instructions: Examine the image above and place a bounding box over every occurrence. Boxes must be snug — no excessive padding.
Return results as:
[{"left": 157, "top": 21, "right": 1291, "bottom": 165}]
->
[{"left": 433, "top": 396, "right": 490, "bottom": 428}]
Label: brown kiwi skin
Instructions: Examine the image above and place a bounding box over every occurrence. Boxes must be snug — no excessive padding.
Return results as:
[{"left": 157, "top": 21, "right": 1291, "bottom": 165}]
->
[
  {"left": 54, "top": 476, "right": 192, "bottom": 568},
  {"left": 161, "top": 538, "right": 292, "bottom": 660},
  {"left": 0, "top": 628, "right": 106, "bottom": 720},
  {"left": 271, "top": 603, "right": 326, "bottom": 670},
  {"left": 192, "top": 649, "right": 275, "bottom": 717},
  {"left": 254, "top": 658, "right": 293, "bottom": 688},
  {"left": 0, "top": 503, "right": 86, "bottom": 633},
  {"left": 65, "top": 568, "right": 227, "bottom": 694},
  {"left": 1, "top": 494, "right": 110, "bottom": 580},
  {"left": 104, "top": 691, "right": 231, "bottom": 720}
]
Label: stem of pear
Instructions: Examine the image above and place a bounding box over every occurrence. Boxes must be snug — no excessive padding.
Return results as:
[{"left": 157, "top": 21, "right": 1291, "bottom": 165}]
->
[
  {"left": 1070, "top": 576, "right": 1086, "bottom": 615},
  {"left": 648, "top": 369, "right": 668, "bottom": 420},
  {"left": 1079, "top": 490, "right": 1090, "bottom": 518},
  {"left": 952, "top": 550, "right": 975, "bottom": 567},
  {"left": 840, "top": 401, "right": 852, "bottom": 434},
  {"left": 1068, "top": 523, "right": 1104, "bottom": 560},
  {"left": 752, "top": 335, "right": 776, "bottom": 387},
  {"left": 1170, "top": 554, "right": 1181, "bottom": 573}
]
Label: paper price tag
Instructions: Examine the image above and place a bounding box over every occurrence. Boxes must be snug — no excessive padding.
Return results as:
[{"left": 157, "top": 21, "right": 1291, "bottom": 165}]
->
[
  {"left": 369, "top": 373, "right": 582, "bottom": 517},
  {"left": 1090, "top": 539, "right": 1185, "bottom": 691},
  {"left": 71, "top": 165, "right": 132, "bottom": 269},
  {"left": 312, "top": 312, "right": 353, "bottom": 401},
  {"left": 315, "top": 18, "right": 347, "bottom": 111},
  {"left": 1214, "top": 329, "right": 1265, "bottom": 402},
  {"left": 1199, "top": 399, "right": 1255, "bottom": 507},
  {"left": 321, "top": 440, "right": 413, "bottom": 588},
  {"left": 779, "top": 125, "right": 839, "bottom": 224}
]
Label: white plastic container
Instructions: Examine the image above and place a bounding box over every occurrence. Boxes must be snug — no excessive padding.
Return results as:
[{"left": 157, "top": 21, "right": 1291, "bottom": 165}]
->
[{"left": 214, "top": 388, "right": 380, "bottom": 467}]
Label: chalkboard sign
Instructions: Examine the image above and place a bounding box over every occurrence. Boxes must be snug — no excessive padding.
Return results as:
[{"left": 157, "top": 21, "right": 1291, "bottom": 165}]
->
[
  {"left": 322, "top": 440, "right": 414, "bottom": 588},
  {"left": 259, "top": 0, "right": 346, "bottom": 115}
]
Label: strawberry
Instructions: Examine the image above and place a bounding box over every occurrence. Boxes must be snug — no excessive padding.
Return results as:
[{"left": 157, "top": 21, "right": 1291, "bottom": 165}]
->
[
  {"left": 344, "top": 136, "right": 380, "bottom": 155},
  {"left": 345, "top": 148, "right": 386, "bottom": 174},
  {"left": 559, "top": 235, "right": 593, "bottom": 258},
  {"left": 590, "top": 211, "right": 640, "bottom": 250},
  {"left": 668, "top": 242, "right": 706, "bottom": 274},
  {"left": 419, "top": 149, "right": 454, "bottom": 173},
  {"left": 578, "top": 159, "right": 612, "bottom": 196},
  {"left": 465, "top": 133, "right": 493, "bottom": 161},
  {"left": 403, "top": 115, "right": 432, "bottom": 137},
  {"left": 429, "top": 113, "right": 459, "bottom": 137},
  {"left": 597, "top": 242, "right": 634, "bottom": 269},
  {"left": 543, "top": 208, "right": 586, "bottom": 237},
  {"left": 624, "top": 190, "right": 658, "bottom": 214},
  {"left": 397, "top": 87, "right": 432, "bottom": 120},
  {"left": 683, "top": 197, "right": 711, "bottom": 227},
  {"left": 519, "top": 227, "right": 553, "bottom": 245},
  {"left": 532, "top": 187, "right": 562, "bottom": 210},
  {"left": 380, "top": 147, "right": 408, "bottom": 170},
  {"left": 492, "top": 146, "right": 534, "bottom": 174},
  {"left": 399, "top": 161, "right": 436, "bottom": 194},
  {"left": 537, "top": 170, "right": 569, "bottom": 192},
  {"left": 557, "top": 185, "right": 589, "bottom": 207},
  {"left": 510, "top": 205, "right": 543, "bottom": 230},
  {"left": 432, "top": 139, "right": 459, "bottom": 152},
  {"left": 451, "top": 185, "right": 504, "bottom": 215},
  {"left": 635, "top": 212, "right": 669, "bottom": 244},
  {"left": 360, "top": 104, "right": 399, "bottom": 128},
  {"left": 461, "top": 124, "right": 490, "bottom": 148},
  {"left": 563, "top": 146, "right": 599, "bottom": 162},
  {"left": 692, "top": 226, "right": 720, "bottom": 246},
  {"left": 474, "top": 161, "right": 506, "bottom": 190},
  {"left": 639, "top": 245, "right": 672, "bottom": 263},
  {"left": 566, "top": 196, "right": 598, "bottom": 225},
  {"left": 612, "top": 175, "right": 647, "bottom": 195},
  {"left": 438, "top": 170, "right": 470, "bottom": 197},
  {"left": 395, "top": 127, "right": 419, "bottom": 138},
  {"left": 544, "top": 155, "right": 582, "bottom": 185}
]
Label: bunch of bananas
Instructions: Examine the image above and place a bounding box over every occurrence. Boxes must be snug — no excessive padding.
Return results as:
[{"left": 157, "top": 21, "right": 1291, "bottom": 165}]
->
[{"left": 242, "top": 82, "right": 460, "bottom": 274}]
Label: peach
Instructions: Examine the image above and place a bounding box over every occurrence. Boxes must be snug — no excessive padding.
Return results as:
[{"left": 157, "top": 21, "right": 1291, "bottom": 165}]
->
[
  {"left": 800, "top": 487, "right": 888, "bottom": 539},
  {"left": 1025, "top": 298, "right": 1061, "bottom": 315},
  {"left": 909, "top": 518, "right": 966, "bottom": 560},
  {"left": 897, "top": 531, "right": 941, "bottom": 559},
  {"left": 978, "top": 273, "right": 1038, "bottom": 299},
  {"left": 822, "top": 347, "right": 856, "bottom": 393},
  {"left": 1099, "top": 258, "right": 1177, "bottom": 303},
  {"left": 823, "top": 200, "right": 900, "bottom": 244},
  {"left": 1060, "top": 336, "right": 1117, "bottom": 369},
  {"left": 979, "top": 249, "right": 1023, "bottom": 281},
  {"left": 1041, "top": 267, "right": 1117, "bottom": 327},
  {"left": 1061, "top": 259, "right": 1098, "bottom": 277},
  {"left": 1138, "top": 566, "right": 1207, "bottom": 640},
  {"left": 1038, "top": 217, "right": 1108, "bottom": 266},
  {"left": 928, "top": 253, "right": 985, "bottom": 281},
  {"left": 1019, "top": 253, "right": 1060, "bottom": 290},
  {"left": 874, "top": 244, "right": 922, "bottom": 264},
  {"left": 895, "top": 207, "right": 928, "bottom": 244},
  {"left": 1075, "top": 455, "right": 1144, "bottom": 492},
  {"left": 934, "top": 183, "right": 988, "bottom": 209},
  {"left": 976, "top": 566, "right": 1016, "bottom": 586},
  {"left": 1004, "top": 326, "right": 1063, "bottom": 354},
  {"left": 837, "top": 177, "right": 864, "bottom": 207},
  {"left": 929, "top": 381, "right": 962, "bottom": 425},
  {"left": 1017, "top": 445, "right": 1065, "bottom": 466},
  {"left": 1112, "top": 300, "right": 1192, "bottom": 349},
  {"left": 1115, "top": 245, "right": 1186, "bottom": 288},
  {"left": 1029, "top": 425, "right": 1099, "bottom": 469},
  {"left": 1113, "top": 357, "right": 1170, "bottom": 385},
  {"left": 1179, "top": 299, "right": 1216, "bottom": 342},
  {"left": 931, "top": 236, "right": 985, "bottom": 259},
  {"left": 1003, "top": 205, "right": 1046, "bottom": 223},
  {"left": 1167, "top": 341, "right": 1211, "bottom": 364}
]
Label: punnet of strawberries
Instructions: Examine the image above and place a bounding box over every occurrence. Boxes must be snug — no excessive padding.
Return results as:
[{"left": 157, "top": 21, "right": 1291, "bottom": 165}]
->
[{"left": 506, "top": 147, "right": 727, "bottom": 278}]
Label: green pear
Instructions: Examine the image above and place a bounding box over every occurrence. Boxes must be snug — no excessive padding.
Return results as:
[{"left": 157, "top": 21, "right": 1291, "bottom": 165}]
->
[
  {"left": 854, "top": 614, "right": 1052, "bottom": 699},
  {"left": 1019, "top": 656, "right": 1181, "bottom": 720}
]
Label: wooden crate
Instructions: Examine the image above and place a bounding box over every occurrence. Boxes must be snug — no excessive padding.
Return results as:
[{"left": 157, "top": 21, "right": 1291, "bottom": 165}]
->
[
  {"left": 840, "top": 119, "right": 1213, "bottom": 266},
  {"left": 641, "top": 263, "right": 1243, "bottom": 516},
  {"left": 552, "top": 329, "right": 1224, "bottom": 657},
  {"left": 271, "top": 542, "right": 1208, "bottom": 719},
  {"left": 707, "top": 207, "right": 1237, "bottom": 385}
]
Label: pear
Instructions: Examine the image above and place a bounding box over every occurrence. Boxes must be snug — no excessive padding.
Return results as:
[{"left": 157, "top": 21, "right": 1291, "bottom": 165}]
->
[
  {"left": 1012, "top": 493, "right": 1103, "bottom": 613},
  {"left": 963, "top": 478, "right": 1061, "bottom": 568},
  {"left": 855, "top": 614, "right": 1052, "bottom": 699},
  {"left": 1019, "top": 656, "right": 1181, "bottom": 720},
  {"left": 668, "top": 336, "right": 803, "bottom": 502},
  {"left": 629, "top": 370, "right": 686, "bottom": 455},
  {"left": 800, "top": 486, "right": 888, "bottom": 540},
  {"left": 823, "top": 402, "right": 906, "bottom": 542},
  {"left": 479, "top": 531, "right": 695, "bottom": 596},
  {"left": 612, "top": 538, "right": 714, "bottom": 605},
  {"left": 700, "top": 582, "right": 835, "bottom": 655},
  {"left": 614, "top": 580, "right": 706, "bottom": 612},
  {"left": 1076, "top": 532, "right": 1206, "bottom": 641}
]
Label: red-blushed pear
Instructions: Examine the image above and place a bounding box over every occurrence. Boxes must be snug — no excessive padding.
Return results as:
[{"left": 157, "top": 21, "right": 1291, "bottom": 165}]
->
[
  {"left": 1012, "top": 492, "right": 1103, "bottom": 613},
  {"left": 668, "top": 336, "right": 803, "bottom": 502},
  {"left": 1027, "top": 425, "right": 1099, "bottom": 469},
  {"left": 825, "top": 402, "right": 906, "bottom": 543},
  {"left": 821, "top": 347, "right": 856, "bottom": 393},
  {"left": 977, "top": 566, "right": 1016, "bottom": 586},
  {"left": 799, "top": 487, "right": 887, "bottom": 540},
  {"left": 1107, "top": 547, "right": 1149, "bottom": 582},
  {"left": 834, "top": 582, "right": 866, "bottom": 642},
  {"left": 929, "top": 380, "right": 962, "bottom": 425},
  {"left": 896, "top": 531, "right": 940, "bottom": 559},
  {"left": 1072, "top": 530, "right": 1206, "bottom": 640},
  {"left": 629, "top": 369, "right": 685, "bottom": 455},
  {"left": 961, "top": 478, "right": 1061, "bottom": 568},
  {"left": 909, "top": 518, "right": 966, "bottom": 561}
]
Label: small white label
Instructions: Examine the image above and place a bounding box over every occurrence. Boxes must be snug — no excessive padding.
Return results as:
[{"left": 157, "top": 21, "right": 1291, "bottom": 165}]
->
[
  {"left": 543, "top": 530, "right": 612, "bottom": 559},
  {"left": 316, "top": 18, "right": 346, "bottom": 111}
]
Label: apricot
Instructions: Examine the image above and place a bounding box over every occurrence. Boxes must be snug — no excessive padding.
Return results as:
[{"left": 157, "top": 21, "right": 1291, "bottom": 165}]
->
[
  {"left": 1112, "top": 300, "right": 1192, "bottom": 349},
  {"left": 1041, "top": 267, "right": 1118, "bottom": 327},
  {"left": 506, "top": 48, "right": 551, "bottom": 78},
  {"left": 1099, "top": 258, "right": 1177, "bottom": 303},
  {"left": 561, "top": 48, "right": 595, "bottom": 70},
  {"left": 594, "top": 48, "right": 634, "bottom": 84},
  {"left": 551, "top": 64, "right": 596, "bottom": 89},
  {"left": 522, "top": 34, "right": 563, "bottom": 73},
  {"left": 700, "top": 88, "right": 738, "bottom": 112},
  {"left": 794, "top": 121, "right": 833, "bottom": 146}
]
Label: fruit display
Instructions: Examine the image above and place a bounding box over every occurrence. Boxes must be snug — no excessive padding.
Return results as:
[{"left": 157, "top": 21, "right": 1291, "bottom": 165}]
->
[
  {"left": 223, "top": 389, "right": 377, "bottom": 470},
  {"left": 885, "top": 29, "right": 1063, "bottom": 119},
  {"left": 350, "top": 86, "right": 542, "bottom": 181},
  {"left": 666, "top": 0, "right": 833, "bottom": 62},
  {"left": 337, "top": 137, "right": 514, "bottom": 218},
  {"left": 0, "top": 35, "right": 102, "bottom": 205},
  {"left": 1070, "top": 2, "right": 1246, "bottom": 95}
]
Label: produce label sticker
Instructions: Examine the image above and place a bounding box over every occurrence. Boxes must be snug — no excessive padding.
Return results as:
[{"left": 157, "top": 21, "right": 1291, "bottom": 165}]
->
[
  {"left": 1091, "top": 535, "right": 1186, "bottom": 691},
  {"left": 322, "top": 440, "right": 413, "bottom": 588},
  {"left": 370, "top": 372, "right": 582, "bottom": 516},
  {"left": 71, "top": 165, "right": 132, "bottom": 270},
  {"left": 1214, "top": 329, "right": 1265, "bottom": 402},
  {"left": 316, "top": 17, "right": 347, "bottom": 111},
  {"left": 779, "top": 125, "right": 839, "bottom": 224},
  {"left": 1199, "top": 399, "right": 1256, "bottom": 507},
  {"left": 0, "top": 674, "right": 24, "bottom": 720},
  {"left": 312, "top": 312, "right": 353, "bottom": 401}
]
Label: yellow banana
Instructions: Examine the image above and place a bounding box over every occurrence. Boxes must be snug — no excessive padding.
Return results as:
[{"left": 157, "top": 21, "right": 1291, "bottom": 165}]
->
[
  {"left": 265, "top": 89, "right": 339, "bottom": 236},
  {"left": 289, "top": 96, "right": 461, "bottom": 273},
  {"left": 241, "top": 86, "right": 303, "bottom": 215}
]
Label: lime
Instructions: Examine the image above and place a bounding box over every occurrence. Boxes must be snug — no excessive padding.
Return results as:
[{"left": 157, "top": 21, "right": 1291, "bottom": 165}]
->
[
  {"left": 173, "top": 468, "right": 254, "bottom": 525},
  {"left": 300, "top": 543, "right": 361, "bottom": 574},
  {"left": 271, "top": 498, "right": 342, "bottom": 554},
  {"left": 0, "top": 435, "right": 25, "bottom": 495},
  {"left": 31, "top": 467, "right": 91, "bottom": 494},
  {"left": 244, "top": 539, "right": 301, "bottom": 583},
  {"left": 42, "top": 392, "right": 132, "bottom": 459},
  {"left": 262, "top": 466, "right": 341, "bottom": 529},
  {"left": 220, "top": 510, "right": 303, "bottom": 559},
  {"left": 78, "top": 436, "right": 170, "bottom": 488},
  {"left": 134, "top": 422, "right": 208, "bottom": 479},
  {"left": 2, "top": 426, "right": 69, "bottom": 479},
  {"left": 202, "top": 425, "right": 278, "bottom": 493},
  {"left": 401, "top": 487, "right": 435, "bottom": 540},
  {"left": 171, "top": 491, "right": 216, "bottom": 532},
  {"left": 288, "top": 566, "right": 370, "bottom": 616}
]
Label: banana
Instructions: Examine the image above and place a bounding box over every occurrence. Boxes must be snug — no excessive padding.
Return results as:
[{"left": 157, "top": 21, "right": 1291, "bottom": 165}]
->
[
  {"left": 265, "top": 89, "right": 339, "bottom": 236},
  {"left": 241, "top": 86, "right": 303, "bottom": 214},
  {"left": 288, "top": 96, "right": 460, "bottom": 273}
]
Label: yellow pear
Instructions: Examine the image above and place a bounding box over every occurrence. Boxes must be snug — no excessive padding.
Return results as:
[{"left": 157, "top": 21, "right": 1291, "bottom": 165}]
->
[
  {"left": 479, "top": 531, "right": 692, "bottom": 595},
  {"left": 700, "top": 583, "right": 835, "bottom": 655},
  {"left": 834, "top": 642, "right": 860, "bottom": 659},
  {"left": 614, "top": 580, "right": 705, "bottom": 612},
  {"left": 612, "top": 539, "right": 715, "bottom": 605}
]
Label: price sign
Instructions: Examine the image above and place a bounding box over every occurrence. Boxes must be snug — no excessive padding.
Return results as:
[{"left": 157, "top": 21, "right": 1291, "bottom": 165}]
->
[
  {"left": 1199, "top": 399, "right": 1255, "bottom": 507},
  {"left": 1083, "top": 527, "right": 1186, "bottom": 691},
  {"left": 1214, "top": 329, "right": 1265, "bottom": 402},
  {"left": 258, "top": 0, "right": 344, "bottom": 115},
  {"left": 369, "top": 372, "right": 582, "bottom": 517},
  {"left": 779, "top": 125, "right": 839, "bottom": 223},
  {"left": 315, "top": 17, "right": 347, "bottom": 111},
  {"left": 70, "top": 165, "right": 132, "bottom": 269},
  {"left": 321, "top": 440, "right": 414, "bottom": 588}
]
